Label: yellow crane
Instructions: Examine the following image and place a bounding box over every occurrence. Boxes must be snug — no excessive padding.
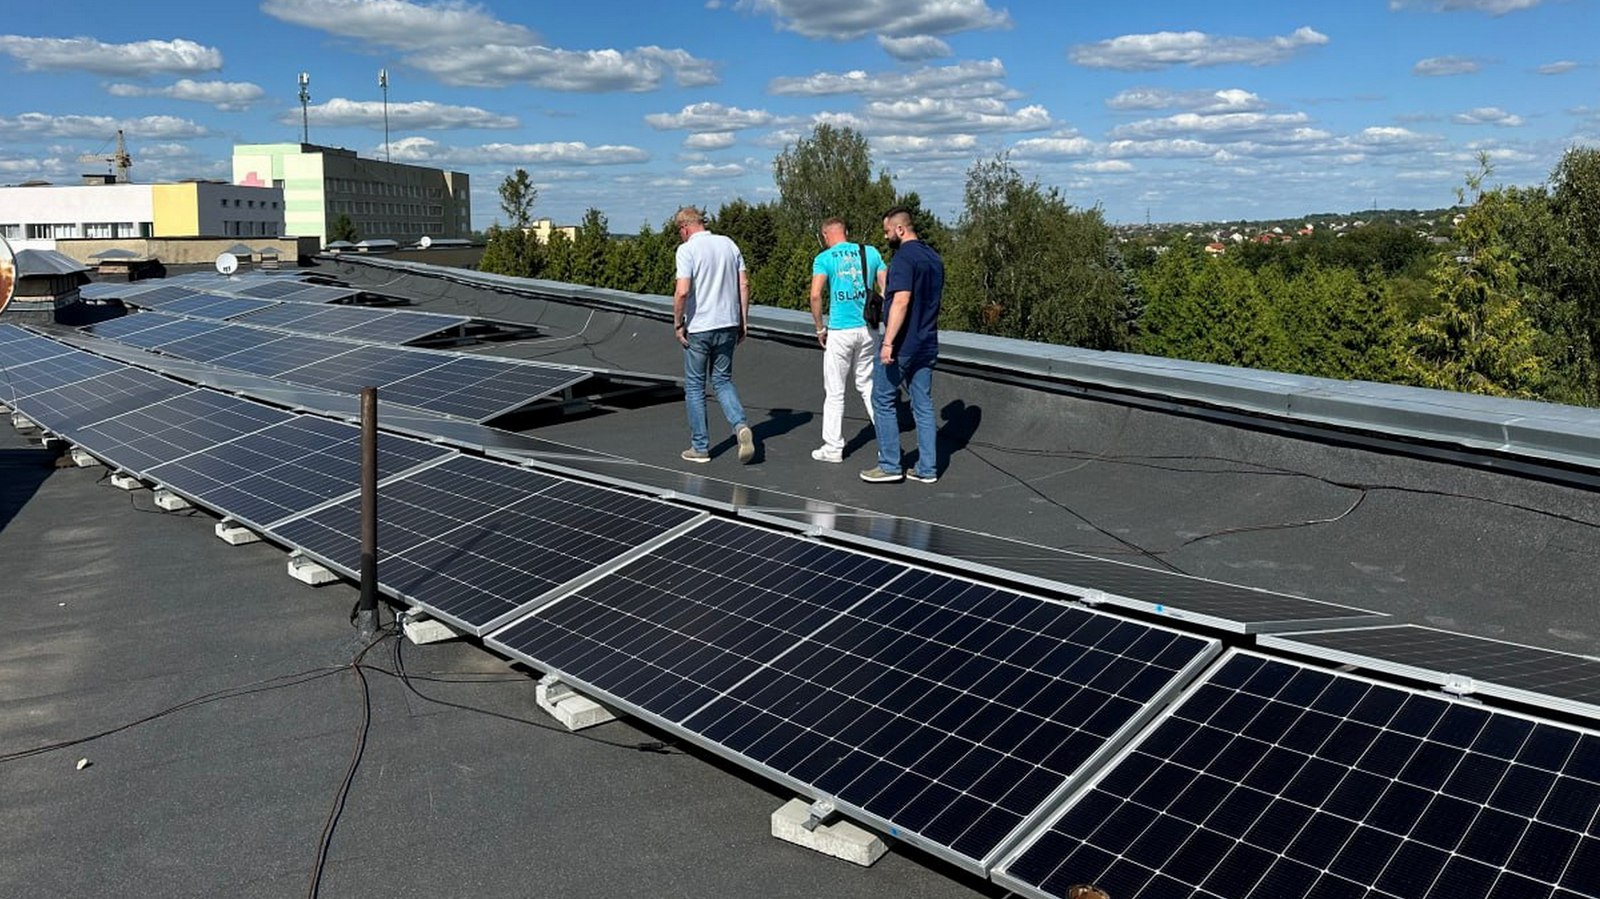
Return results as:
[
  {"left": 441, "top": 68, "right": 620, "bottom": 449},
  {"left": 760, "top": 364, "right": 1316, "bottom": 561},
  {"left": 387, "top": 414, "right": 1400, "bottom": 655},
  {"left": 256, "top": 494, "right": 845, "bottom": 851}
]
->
[{"left": 78, "top": 130, "right": 133, "bottom": 182}]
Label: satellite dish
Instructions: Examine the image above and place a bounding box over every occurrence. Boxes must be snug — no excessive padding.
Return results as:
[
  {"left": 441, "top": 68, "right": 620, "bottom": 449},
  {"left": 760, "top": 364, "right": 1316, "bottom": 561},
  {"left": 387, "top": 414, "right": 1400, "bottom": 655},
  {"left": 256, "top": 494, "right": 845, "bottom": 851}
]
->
[
  {"left": 215, "top": 252, "right": 238, "bottom": 276},
  {"left": 418, "top": 235, "right": 432, "bottom": 249}
]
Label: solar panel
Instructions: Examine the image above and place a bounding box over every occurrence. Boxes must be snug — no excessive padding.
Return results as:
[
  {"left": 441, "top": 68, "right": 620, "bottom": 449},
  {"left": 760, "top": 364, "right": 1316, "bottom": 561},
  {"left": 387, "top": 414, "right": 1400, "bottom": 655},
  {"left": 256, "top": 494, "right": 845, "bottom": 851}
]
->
[
  {"left": 741, "top": 508, "right": 1388, "bottom": 634},
  {"left": 263, "top": 343, "right": 446, "bottom": 394},
  {"left": 487, "top": 519, "right": 1220, "bottom": 872},
  {"left": 235, "top": 279, "right": 317, "bottom": 299},
  {"left": 279, "top": 284, "right": 362, "bottom": 303},
  {"left": 0, "top": 329, "right": 76, "bottom": 369},
  {"left": 95, "top": 316, "right": 229, "bottom": 352},
  {"left": 69, "top": 390, "right": 295, "bottom": 475},
  {"left": 81, "top": 313, "right": 177, "bottom": 341},
  {"left": 994, "top": 650, "right": 1600, "bottom": 899},
  {"left": 123, "top": 284, "right": 204, "bottom": 306},
  {"left": 17, "top": 368, "right": 191, "bottom": 434},
  {"left": 153, "top": 323, "right": 278, "bottom": 364},
  {"left": 328, "top": 310, "right": 468, "bottom": 345},
  {"left": 229, "top": 303, "right": 340, "bottom": 331},
  {"left": 155, "top": 293, "right": 278, "bottom": 320},
  {"left": 381, "top": 355, "right": 588, "bottom": 421},
  {"left": 1261, "top": 625, "right": 1600, "bottom": 721},
  {"left": 270, "top": 454, "right": 705, "bottom": 634},
  {"left": 145, "top": 414, "right": 453, "bottom": 530},
  {"left": 0, "top": 350, "right": 125, "bottom": 400},
  {"left": 209, "top": 334, "right": 359, "bottom": 377}
]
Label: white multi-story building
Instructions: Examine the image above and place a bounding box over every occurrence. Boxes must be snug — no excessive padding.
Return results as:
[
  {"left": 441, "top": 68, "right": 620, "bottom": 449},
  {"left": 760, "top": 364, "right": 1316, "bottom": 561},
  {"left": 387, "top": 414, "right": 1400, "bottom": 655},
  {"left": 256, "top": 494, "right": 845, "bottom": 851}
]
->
[
  {"left": 0, "top": 178, "right": 285, "bottom": 252},
  {"left": 232, "top": 143, "right": 471, "bottom": 248}
]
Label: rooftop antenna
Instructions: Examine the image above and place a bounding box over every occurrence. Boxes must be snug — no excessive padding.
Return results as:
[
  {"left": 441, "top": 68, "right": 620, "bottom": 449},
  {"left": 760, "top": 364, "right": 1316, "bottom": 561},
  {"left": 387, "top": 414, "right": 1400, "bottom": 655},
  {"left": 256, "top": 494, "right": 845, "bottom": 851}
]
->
[
  {"left": 379, "top": 68, "right": 390, "bottom": 162},
  {"left": 298, "top": 71, "right": 311, "bottom": 144}
]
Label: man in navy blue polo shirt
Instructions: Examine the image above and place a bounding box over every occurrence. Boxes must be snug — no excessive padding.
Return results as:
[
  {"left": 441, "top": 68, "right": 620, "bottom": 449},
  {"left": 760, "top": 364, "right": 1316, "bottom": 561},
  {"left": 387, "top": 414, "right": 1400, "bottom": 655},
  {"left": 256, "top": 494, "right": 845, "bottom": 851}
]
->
[{"left": 861, "top": 206, "right": 943, "bottom": 484}]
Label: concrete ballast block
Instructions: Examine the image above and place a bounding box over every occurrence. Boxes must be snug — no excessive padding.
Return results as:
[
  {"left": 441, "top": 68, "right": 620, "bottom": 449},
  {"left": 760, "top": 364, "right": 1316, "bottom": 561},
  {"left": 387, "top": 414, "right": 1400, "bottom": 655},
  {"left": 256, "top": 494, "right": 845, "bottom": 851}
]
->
[
  {"left": 109, "top": 473, "right": 143, "bottom": 491},
  {"left": 215, "top": 522, "right": 261, "bottom": 545},
  {"left": 402, "top": 615, "right": 460, "bottom": 645},
  {"left": 535, "top": 680, "right": 619, "bottom": 731},
  {"left": 286, "top": 553, "right": 340, "bottom": 586},
  {"left": 70, "top": 448, "right": 101, "bottom": 468},
  {"left": 152, "top": 489, "right": 191, "bottom": 511},
  {"left": 770, "top": 799, "right": 889, "bottom": 867}
]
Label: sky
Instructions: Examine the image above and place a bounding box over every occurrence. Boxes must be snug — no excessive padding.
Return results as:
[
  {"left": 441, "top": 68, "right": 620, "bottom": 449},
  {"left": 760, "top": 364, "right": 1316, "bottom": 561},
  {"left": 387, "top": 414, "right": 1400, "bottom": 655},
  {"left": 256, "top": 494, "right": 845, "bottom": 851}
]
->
[{"left": 2, "top": 0, "right": 1597, "bottom": 232}]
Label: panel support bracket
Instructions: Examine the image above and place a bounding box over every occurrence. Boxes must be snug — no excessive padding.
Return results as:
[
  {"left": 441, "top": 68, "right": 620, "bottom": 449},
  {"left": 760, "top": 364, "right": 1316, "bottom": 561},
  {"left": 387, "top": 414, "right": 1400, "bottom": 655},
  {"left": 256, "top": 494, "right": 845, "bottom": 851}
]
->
[
  {"left": 1442, "top": 673, "right": 1478, "bottom": 698},
  {"left": 770, "top": 798, "right": 888, "bottom": 867},
  {"left": 535, "top": 674, "right": 618, "bottom": 731},
  {"left": 70, "top": 448, "right": 100, "bottom": 468},
  {"left": 109, "top": 472, "right": 144, "bottom": 491},
  {"left": 399, "top": 609, "right": 460, "bottom": 645}
]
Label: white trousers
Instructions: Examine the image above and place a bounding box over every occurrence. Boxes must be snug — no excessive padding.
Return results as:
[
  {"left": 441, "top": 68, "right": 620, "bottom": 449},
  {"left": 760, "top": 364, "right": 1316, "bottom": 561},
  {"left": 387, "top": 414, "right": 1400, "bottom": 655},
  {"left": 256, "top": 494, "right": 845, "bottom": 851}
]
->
[{"left": 822, "top": 325, "right": 877, "bottom": 451}]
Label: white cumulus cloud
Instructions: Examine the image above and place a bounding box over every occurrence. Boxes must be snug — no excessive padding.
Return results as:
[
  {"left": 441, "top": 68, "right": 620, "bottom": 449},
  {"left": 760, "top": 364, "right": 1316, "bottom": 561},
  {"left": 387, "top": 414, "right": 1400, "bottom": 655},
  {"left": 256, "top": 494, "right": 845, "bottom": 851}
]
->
[
  {"left": 1106, "top": 87, "right": 1269, "bottom": 114},
  {"left": 1389, "top": 0, "right": 1543, "bottom": 14},
  {"left": 281, "top": 98, "right": 518, "bottom": 130},
  {"left": 106, "top": 79, "right": 265, "bottom": 111},
  {"left": 0, "top": 36, "right": 221, "bottom": 76},
  {"left": 0, "top": 112, "right": 208, "bottom": 140},
  {"left": 684, "top": 132, "right": 738, "bottom": 150},
  {"left": 1070, "top": 26, "right": 1328, "bottom": 71},
  {"left": 387, "top": 135, "right": 648, "bottom": 166},
  {"left": 732, "top": 0, "right": 1011, "bottom": 39},
  {"left": 646, "top": 102, "right": 778, "bottom": 132},
  {"left": 1452, "top": 106, "right": 1524, "bottom": 126},
  {"left": 1413, "top": 56, "right": 1484, "bottom": 76},
  {"left": 877, "top": 35, "right": 952, "bottom": 61}
]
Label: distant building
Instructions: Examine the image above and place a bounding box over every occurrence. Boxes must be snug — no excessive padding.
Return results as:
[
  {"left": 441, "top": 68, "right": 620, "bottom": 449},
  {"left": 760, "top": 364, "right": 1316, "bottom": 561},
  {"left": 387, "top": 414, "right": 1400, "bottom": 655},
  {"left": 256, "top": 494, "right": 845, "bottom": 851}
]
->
[
  {"left": 528, "top": 217, "right": 578, "bottom": 244},
  {"left": 0, "top": 180, "right": 285, "bottom": 252},
  {"left": 232, "top": 143, "right": 470, "bottom": 249}
]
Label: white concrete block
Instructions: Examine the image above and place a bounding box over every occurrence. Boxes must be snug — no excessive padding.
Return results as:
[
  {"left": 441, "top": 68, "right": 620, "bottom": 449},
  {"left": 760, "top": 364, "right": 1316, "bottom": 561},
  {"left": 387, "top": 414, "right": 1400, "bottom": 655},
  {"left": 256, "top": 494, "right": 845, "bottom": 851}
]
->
[
  {"left": 535, "top": 680, "right": 619, "bottom": 731},
  {"left": 402, "top": 615, "right": 460, "bottom": 645},
  {"left": 109, "top": 473, "right": 144, "bottom": 491},
  {"left": 11, "top": 413, "right": 36, "bottom": 430},
  {"left": 152, "top": 489, "right": 191, "bottom": 511},
  {"left": 70, "top": 448, "right": 101, "bottom": 468},
  {"left": 215, "top": 522, "right": 262, "bottom": 545},
  {"left": 287, "top": 553, "right": 340, "bottom": 586},
  {"left": 770, "top": 799, "right": 888, "bottom": 867}
]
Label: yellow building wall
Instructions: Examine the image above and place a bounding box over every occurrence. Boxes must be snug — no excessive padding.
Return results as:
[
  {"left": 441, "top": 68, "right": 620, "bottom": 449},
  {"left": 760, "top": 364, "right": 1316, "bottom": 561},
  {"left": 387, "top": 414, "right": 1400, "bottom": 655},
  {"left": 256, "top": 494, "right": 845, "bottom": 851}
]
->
[{"left": 151, "top": 183, "right": 200, "bottom": 237}]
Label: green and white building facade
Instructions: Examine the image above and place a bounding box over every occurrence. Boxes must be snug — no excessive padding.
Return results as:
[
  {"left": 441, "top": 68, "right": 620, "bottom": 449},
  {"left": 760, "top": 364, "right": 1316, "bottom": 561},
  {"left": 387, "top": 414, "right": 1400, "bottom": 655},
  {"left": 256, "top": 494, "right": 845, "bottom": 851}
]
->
[{"left": 232, "top": 143, "right": 470, "bottom": 248}]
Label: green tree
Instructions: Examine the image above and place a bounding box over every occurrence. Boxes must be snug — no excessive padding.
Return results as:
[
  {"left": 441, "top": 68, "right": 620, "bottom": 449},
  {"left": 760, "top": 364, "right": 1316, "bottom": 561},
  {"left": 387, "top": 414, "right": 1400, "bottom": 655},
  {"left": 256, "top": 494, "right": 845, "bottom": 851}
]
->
[
  {"left": 541, "top": 229, "right": 576, "bottom": 283},
  {"left": 498, "top": 168, "right": 538, "bottom": 228},
  {"left": 1405, "top": 157, "right": 1550, "bottom": 398},
  {"left": 571, "top": 208, "right": 609, "bottom": 286},
  {"left": 1135, "top": 245, "right": 1286, "bottom": 368},
  {"left": 943, "top": 154, "right": 1134, "bottom": 349},
  {"left": 329, "top": 213, "right": 359, "bottom": 243},
  {"left": 772, "top": 124, "right": 898, "bottom": 241}
]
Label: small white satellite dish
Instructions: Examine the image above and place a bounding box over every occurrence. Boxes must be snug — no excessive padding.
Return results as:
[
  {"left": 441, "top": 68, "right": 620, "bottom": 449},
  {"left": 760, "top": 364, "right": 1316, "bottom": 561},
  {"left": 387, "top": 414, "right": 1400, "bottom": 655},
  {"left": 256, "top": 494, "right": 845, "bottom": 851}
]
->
[
  {"left": 418, "top": 235, "right": 432, "bottom": 249},
  {"left": 215, "top": 252, "right": 238, "bottom": 276}
]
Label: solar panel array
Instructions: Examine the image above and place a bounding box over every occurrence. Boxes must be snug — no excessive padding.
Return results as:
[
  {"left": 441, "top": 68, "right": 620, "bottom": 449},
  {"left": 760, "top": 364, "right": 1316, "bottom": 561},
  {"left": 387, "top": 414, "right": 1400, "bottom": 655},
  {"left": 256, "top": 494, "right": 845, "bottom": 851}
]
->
[
  {"left": 8, "top": 319, "right": 1600, "bottom": 897},
  {"left": 488, "top": 518, "right": 1221, "bottom": 871},
  {"left": 995, "top": 650, "right": 1600, "bottom": 899},
  {"left": 82, "top": 312, "right": 587, "bottom": 422}
]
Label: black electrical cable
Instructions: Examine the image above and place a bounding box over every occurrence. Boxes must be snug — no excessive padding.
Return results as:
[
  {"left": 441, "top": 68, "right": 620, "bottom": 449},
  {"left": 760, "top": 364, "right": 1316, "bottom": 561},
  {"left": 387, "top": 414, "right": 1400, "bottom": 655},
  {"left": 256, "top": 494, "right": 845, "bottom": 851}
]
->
[{"left": 304, "top": 628, "right": 389, "bottom": 899}]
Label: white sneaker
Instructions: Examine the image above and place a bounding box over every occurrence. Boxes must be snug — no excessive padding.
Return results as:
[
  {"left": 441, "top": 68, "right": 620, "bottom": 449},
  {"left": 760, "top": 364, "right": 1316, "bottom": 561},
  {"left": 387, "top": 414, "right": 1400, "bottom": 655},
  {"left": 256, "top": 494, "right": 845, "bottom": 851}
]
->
[{"left": 811, "top": 446, "right": 843, "bottom": 464}]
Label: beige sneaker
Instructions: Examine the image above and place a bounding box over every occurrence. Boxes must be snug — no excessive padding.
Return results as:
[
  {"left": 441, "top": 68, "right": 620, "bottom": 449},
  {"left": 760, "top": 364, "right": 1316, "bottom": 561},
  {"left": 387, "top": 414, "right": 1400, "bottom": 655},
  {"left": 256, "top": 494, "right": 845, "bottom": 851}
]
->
[
  {"left": 736, "top": 425, "right": 756, "bottom": 463},
  {"left": 681, "top": 448, "right": 710, "bottom": 463}
]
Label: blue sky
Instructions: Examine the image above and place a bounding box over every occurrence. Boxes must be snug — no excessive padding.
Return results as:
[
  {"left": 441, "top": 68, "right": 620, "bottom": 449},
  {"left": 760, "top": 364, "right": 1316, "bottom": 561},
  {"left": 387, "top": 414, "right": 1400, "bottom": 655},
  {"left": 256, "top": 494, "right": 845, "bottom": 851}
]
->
[{"left": 2, "top": 0, "right": 1596, "bottom": 231}]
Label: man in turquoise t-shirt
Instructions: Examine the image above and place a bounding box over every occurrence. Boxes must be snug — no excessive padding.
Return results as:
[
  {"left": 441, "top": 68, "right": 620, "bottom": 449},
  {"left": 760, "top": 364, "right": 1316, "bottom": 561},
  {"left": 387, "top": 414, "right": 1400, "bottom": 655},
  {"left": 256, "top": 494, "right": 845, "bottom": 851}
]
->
[{"left": 808, "top": 217, "right": 886, "bottom": 463}]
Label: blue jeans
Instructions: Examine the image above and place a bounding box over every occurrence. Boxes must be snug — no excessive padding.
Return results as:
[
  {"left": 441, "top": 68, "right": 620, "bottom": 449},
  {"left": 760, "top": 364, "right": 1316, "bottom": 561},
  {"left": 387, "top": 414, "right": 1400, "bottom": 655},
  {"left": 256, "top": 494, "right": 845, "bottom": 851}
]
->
[
  {"left": 871, "top": 354, "right": 936, "bottom": 477},
  {"left": 683, "top": 327, "right": 747, "bottom": 452}
]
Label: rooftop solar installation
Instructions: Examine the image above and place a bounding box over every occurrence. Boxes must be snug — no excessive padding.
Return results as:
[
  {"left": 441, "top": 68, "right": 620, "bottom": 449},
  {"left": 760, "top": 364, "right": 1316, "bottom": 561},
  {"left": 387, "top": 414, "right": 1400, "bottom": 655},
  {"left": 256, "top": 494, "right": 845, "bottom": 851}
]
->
[
  {"left": 1260, "top": 624, "right": 1600, "bottom": 721},
  {"left": 152, "top": 323, "right": 277, "bottom": 364},
  {"left": 94, "top": 316, "right": 230, "bottom": 352},
  {"left": 995, "top": 650, "right": 1600, "bottom": 899},
  {"left": 270, "top": 454, "right": 705, "bottom": 635},
  {"left": 207, "top": 333, "right": 360, "bottom": 377},
  {"left": 270, "top": 343, "right": 447, "bottom": 393},
  {"left": 80, "top": 313, "right": 178, "bottom": 341},
  {"left": 116, "top": 283, "right": 204, "bottom": 306},
  {"left": 487, "top": 518, "right": 1220, "bottom": 872},
  {"left": 276, "top": 284, "right": 362, "bottom": 304},
  {"left": 68, "top": 389, "right": 295, "bottom": 475},
  {"left": 1, "top": 350, "right": 124, "bottom": 400},
  {"left": 229, "top": 303, "right": 469, "bottom": 345},
  {"left": 144, "top": 414, "right": 453, "bottom": 530},
  {"left": 329, "top": 309, "right": 468, "bottom": 344},
  {"left": 233, "top": 279, "right": 319, "bottom": 300}
]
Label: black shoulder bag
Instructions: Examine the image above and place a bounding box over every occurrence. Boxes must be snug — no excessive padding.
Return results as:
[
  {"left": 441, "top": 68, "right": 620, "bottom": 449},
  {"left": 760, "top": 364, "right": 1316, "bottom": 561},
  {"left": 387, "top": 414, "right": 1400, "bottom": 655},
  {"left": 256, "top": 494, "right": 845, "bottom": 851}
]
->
[{"left": 859, "top": 243, "right": 884, "bottom": 328}]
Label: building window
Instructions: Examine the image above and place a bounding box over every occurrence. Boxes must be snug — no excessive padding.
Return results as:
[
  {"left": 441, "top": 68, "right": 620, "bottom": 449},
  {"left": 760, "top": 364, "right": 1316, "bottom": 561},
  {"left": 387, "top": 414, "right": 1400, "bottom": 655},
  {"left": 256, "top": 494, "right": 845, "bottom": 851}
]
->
[
  {"left": 83, "top": 222, "right": 116, "bottom": 238},
  {"left": 27, "top": 223, "right": 77, "bottom": 239},
  {"left": 0, "top": 224, "right": 21, "bottom": 239},
  {"left": 220, "top": 199, "right": 228, "bottom": 207},
  {"left": 247, "top": 200, "right": 255, "bottom": 208}
]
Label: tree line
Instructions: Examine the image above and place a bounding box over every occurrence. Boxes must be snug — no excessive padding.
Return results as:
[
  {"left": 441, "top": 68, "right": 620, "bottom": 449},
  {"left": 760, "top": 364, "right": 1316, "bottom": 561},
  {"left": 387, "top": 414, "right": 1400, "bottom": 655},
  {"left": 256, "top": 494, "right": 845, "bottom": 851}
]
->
[{"left": 477, "top": 126, "right": 1600, "bottom": 407}]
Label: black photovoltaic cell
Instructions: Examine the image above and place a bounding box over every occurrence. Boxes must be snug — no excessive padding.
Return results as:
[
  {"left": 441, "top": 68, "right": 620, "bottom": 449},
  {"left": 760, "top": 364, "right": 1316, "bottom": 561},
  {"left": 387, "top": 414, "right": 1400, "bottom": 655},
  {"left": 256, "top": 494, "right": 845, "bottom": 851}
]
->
[
  {"left": 145, "top": 414, "right": 452, "bottom": 528},
  {"left": 70, "top": 390, "right": 294, "bottom": 474},
  {"left": 381, "top": 355, "right": 588, "bottom": 421},
  {"left": 0, "top": 330, "right": 75, "bottom": 370},
  {"left": 98, "top": 317, "right": 228, "bottom": 351},
  {"left": 270, "top": 454, "right": 702, "bottom": 634},
  {"left": 18, "top": 368, "right": 191, "bottom": 434},
  {"left": 230, "top": 303, "right": 339, "bottom": 331},
  {"left": 489, "top": 519, "right": 1217, "bottom": 870},
  {"left": 996, "top": 651, "right": 1600, "bottom": 899},
  {"left": 1262, "top": 625, "right": 1600, "bottom": 719}
]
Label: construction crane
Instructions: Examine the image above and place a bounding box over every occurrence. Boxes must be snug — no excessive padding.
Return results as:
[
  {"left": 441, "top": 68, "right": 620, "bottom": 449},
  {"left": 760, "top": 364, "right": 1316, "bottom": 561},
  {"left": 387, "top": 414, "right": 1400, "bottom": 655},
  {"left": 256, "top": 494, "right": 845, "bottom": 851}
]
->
[{"left": 78, "top": 130, "right": 133, "bottom": 182}]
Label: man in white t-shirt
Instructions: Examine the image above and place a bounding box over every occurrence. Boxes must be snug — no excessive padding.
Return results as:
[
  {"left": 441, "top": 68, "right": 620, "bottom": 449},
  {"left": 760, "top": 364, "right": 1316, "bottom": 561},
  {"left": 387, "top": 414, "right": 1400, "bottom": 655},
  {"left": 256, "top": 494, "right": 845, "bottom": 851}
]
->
[
  {"left": 672, "top": 206, "right": 756, "bottom": 464},
  {"left": 808, "top": 217, "right": 884, "bottom": 463}
]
